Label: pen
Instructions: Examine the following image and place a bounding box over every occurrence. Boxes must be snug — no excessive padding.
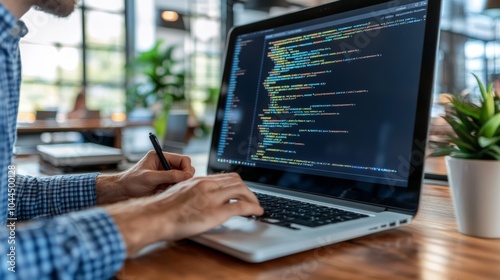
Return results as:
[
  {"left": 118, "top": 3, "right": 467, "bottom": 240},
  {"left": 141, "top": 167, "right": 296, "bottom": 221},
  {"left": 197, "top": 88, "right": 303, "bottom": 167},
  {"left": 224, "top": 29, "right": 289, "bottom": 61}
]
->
[{"left": 149, "top": 132, "right": 171, "bottom": 170}]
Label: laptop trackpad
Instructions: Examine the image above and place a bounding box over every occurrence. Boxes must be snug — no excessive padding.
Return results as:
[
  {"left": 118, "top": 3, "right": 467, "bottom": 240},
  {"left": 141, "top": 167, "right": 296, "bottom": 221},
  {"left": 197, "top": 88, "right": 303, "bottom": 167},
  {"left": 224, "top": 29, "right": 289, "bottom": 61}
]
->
[
  {"left": 207, "top": 216, "right": 268, "bottom": 234},
  {"left": 196, "top": 216, "right": 303, "bottom": 253}
]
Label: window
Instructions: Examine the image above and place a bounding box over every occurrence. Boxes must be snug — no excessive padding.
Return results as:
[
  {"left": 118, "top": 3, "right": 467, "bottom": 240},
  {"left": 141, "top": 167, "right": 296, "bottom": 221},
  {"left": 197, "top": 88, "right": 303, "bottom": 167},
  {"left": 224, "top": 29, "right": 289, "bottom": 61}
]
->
[
  {"left": 19, "top": 0, "right": 127, "bottom": 120},
  {"left": 188, "top": 3, "right": 222, "bottom": 115}
]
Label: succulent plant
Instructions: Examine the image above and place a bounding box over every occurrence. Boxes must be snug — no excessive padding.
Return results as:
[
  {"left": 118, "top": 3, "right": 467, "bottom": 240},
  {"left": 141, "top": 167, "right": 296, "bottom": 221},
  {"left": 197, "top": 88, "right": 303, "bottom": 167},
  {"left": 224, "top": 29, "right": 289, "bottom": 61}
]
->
[{"left": 431, "top": 74, "right": 500, "bottom": 160}]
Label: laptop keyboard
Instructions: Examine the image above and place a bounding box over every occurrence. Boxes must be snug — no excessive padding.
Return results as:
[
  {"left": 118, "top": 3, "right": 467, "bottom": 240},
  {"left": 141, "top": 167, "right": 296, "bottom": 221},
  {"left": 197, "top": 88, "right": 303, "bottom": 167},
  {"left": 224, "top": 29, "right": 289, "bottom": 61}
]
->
[{"left": 254, "top": 193, "right": 369, "bottom": 229}]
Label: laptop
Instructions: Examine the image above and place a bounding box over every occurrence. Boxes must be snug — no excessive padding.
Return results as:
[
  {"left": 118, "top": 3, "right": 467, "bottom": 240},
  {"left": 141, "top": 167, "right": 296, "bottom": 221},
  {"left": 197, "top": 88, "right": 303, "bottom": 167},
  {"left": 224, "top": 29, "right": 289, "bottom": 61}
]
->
[
  {"left": 191, "top": 0, "right": 441, "bottom": 263},
  {"left": 123, "top": 110, "right": 190, "bottom": 162},
  {"left": 36, "top": 143, "right": 123, "bottom": 167}
]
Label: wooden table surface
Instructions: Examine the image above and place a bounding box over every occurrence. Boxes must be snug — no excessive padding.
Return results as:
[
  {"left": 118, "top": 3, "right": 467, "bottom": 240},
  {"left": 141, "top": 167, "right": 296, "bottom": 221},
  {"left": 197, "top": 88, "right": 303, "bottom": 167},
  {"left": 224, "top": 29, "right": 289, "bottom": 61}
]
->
[
  {"left": 16, "top": 119, "right": 151, "bottom": 148},
  {"left": 115, "top": 184, "right": 500, "bottom": 280}
]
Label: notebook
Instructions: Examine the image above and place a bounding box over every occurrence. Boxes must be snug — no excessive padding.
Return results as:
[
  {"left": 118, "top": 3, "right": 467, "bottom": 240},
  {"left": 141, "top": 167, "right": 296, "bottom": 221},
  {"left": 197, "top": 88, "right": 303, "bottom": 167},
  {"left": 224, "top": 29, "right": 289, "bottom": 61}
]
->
[{"left": 191, "top": 0, "right": 442, "bottom": 262}]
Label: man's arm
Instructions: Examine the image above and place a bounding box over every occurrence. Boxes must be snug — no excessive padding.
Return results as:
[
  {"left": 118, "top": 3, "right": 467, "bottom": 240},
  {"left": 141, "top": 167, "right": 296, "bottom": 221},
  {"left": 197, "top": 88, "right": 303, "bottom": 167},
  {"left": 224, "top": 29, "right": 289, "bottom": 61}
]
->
[
  {"left": 0, "top": 172, "right": 262, "bottom": 279},
  {"left": 0, "top": 208, "right": 126, "bottom": 279},
  {"left": 94, "top": 151, "right": 195, "bottom": 205},
  {"left": 5, "top": 151, "right": 263, "bottom": 277},
  {"left": 14, "top": 173, "right": 99, "bottom": 221},
  {"left": 14, "top": 151, "right": 195, "bottom": 220},
  {"left": 106, "top": 173, "right": 264, "bottom": 257}
]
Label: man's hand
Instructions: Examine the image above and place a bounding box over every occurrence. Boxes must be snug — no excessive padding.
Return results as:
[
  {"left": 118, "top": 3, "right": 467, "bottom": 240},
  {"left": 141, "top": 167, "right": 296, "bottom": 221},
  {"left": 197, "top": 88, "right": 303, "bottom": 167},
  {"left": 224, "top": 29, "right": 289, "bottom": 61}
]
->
[
  {"left": 95, "top": 151, "right": 195, "bottom": 205},
  {"left": 106, "top": 172, "right": 264, "bottom": 257}
]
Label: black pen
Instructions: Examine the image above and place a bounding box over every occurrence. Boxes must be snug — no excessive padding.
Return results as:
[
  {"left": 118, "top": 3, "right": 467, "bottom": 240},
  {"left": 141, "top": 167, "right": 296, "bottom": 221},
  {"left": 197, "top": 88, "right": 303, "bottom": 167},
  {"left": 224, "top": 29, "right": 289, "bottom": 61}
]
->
[{"left": 149, "top": 132, "right": 171, "bottom": 170}]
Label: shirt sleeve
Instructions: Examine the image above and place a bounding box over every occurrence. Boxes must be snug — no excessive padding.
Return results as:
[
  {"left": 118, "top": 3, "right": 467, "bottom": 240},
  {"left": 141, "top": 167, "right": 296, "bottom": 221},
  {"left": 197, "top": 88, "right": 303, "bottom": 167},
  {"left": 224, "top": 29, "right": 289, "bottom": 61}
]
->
[
  {"left": 0, "top": 208, "right": 126, "bottom": 280},
  {"left": 14, "top": 173, "right": 99, "bottom": 221}
]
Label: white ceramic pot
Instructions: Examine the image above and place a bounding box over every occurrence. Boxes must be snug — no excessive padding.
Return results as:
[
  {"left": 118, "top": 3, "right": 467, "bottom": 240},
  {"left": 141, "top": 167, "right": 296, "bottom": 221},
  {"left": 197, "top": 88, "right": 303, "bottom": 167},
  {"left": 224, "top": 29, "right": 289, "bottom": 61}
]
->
[{"left": 445, "top": 156, "right": 500, "bottom": 238}]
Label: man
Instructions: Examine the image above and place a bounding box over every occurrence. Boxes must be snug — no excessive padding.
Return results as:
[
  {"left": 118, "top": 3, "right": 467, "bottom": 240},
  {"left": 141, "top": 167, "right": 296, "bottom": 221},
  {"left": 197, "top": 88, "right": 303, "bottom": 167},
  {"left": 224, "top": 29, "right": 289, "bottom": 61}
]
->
[{"left": 0, "top": 0, "right": 263, "bottom": 279}]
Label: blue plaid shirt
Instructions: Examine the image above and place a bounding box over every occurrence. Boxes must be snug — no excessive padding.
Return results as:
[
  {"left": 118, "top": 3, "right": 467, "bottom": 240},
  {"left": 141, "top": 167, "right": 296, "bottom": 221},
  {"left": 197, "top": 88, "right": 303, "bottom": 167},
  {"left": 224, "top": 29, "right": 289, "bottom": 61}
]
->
[{"left": 0, "top": 5, "right": 126, "bottom": 279}]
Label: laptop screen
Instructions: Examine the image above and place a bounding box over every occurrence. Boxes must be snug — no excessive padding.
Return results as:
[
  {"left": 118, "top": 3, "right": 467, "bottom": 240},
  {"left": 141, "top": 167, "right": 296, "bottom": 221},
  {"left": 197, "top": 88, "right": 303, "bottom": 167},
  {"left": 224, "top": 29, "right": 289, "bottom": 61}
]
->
[{"left": 209, "top": 0, "right": 440, "bottom": 212}]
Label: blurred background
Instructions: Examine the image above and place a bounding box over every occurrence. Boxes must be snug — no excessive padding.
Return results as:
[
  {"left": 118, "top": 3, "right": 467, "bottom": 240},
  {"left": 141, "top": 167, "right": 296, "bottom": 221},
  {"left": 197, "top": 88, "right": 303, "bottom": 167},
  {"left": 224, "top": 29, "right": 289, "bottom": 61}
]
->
[{"left": 14, "top": 0, "right": 500, "bottom": 159}]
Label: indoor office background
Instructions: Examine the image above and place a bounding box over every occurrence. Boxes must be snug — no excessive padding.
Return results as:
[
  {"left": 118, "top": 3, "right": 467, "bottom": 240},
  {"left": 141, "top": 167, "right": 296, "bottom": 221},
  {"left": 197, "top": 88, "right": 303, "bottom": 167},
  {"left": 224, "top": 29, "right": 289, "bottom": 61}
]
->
[{"left": 15, "top": 0, "right": 500, "bottom": 148}]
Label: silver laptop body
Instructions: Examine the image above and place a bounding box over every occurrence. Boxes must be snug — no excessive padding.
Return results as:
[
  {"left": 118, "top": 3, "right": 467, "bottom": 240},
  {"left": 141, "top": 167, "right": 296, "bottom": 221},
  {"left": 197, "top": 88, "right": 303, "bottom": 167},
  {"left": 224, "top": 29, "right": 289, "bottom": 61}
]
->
[{"left": 192, "top": 0, "right": 442, "bottom": 262}]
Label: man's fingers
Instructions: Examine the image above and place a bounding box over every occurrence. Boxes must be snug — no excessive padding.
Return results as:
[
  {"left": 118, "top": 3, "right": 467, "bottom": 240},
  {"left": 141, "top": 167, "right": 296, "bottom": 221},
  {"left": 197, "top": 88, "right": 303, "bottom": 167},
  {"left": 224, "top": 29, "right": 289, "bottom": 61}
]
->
[
  {"left": 209, "top": 172, "right": 241, "bottom": 181},
  {"left": 209, "top": 184, "right": 260, "bottom": 205},
  {"left": 220, "top": 200, "right": 264, "bottom": 218},
  {"left": 147, "top": 170, "right": 193, "bottom": 186},
  {"left": 145, "top": 150, "right": 194, "bottom": 174},
  {"left": 162, "top": 152, "right": 193, "bottom": 172},
  {"left": 199, "top": 173, "right": 259, "bottom": 205}
]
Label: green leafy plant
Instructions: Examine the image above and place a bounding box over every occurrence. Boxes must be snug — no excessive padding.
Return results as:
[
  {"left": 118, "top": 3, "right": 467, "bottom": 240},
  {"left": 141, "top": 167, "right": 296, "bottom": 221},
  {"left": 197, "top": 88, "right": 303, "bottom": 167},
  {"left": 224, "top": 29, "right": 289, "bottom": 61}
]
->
[
  {"left": 431, "top": 74, "right": 500, "bottom": 159},
  {"left": 126, "top": 40, "right": 187, "bottom": 114},
  {"left": 197, "top": 86, "right": 220, "bottom": 136}
]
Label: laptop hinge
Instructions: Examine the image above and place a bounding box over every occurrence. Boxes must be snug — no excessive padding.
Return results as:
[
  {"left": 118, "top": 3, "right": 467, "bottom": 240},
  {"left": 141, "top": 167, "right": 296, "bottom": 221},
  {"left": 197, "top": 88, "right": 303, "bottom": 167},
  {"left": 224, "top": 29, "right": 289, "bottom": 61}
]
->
[
  {"left": 385, "top": 207, "right": 416, "bottom": 216},
  {"left": 247, "top": 182, "right": 387, "bottom": 213}
]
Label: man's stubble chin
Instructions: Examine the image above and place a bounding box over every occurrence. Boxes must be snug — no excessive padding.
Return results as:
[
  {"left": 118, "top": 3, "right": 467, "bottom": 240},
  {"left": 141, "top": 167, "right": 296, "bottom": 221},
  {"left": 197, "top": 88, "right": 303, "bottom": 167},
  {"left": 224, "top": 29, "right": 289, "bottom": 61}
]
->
[{"left": 34, "top": 0, "right": 77, "bottom": 17}]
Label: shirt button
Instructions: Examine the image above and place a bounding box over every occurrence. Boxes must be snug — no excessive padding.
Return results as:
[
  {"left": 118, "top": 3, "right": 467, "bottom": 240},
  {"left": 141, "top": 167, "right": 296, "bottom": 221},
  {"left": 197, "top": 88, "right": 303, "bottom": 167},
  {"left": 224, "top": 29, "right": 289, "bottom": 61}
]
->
[{"left": 10, "top": 21, "right": 28, "bottom": 37}]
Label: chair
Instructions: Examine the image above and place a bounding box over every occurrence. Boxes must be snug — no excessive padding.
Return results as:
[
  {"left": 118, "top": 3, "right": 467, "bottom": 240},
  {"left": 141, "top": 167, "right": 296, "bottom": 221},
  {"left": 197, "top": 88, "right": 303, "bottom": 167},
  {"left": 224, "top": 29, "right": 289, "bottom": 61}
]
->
[
  {"left": 84, "top": 110, "right": 101, "bottom": 119},
  {"left": 35, "top": 110, "right": 57, "bottom": 120}
]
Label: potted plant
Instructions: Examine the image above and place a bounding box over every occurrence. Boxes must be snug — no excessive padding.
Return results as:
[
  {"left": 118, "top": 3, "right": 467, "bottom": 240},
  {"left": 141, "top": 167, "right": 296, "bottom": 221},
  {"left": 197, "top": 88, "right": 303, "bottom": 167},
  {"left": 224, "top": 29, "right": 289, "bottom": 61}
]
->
[
  {"left": 431, "top": 73, "right": 500, "bottom": 238},
  {"left": 126, "top": 40, "right": 188, "bottom": 138}
]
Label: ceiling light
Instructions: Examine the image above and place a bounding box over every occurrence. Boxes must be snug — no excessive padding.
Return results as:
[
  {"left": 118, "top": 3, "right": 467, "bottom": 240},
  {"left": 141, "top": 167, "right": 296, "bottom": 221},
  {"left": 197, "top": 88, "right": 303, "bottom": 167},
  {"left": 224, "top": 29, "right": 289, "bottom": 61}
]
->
[{"left": 161, "top": 11, "right": 179, "bottom": 22}]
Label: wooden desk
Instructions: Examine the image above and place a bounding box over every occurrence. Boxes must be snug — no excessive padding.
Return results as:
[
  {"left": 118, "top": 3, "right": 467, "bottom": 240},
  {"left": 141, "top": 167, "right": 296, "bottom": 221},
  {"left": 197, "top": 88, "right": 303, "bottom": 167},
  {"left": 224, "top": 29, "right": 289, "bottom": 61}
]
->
[
  {"left": 116, "top": 184, "right": 500, "bottom": 280},
  {"left": 17, "top": 120, "right": 150, "bottom": 148},
  {"left": 14, "top": 151, "right": 497, "bottom": 279}
]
